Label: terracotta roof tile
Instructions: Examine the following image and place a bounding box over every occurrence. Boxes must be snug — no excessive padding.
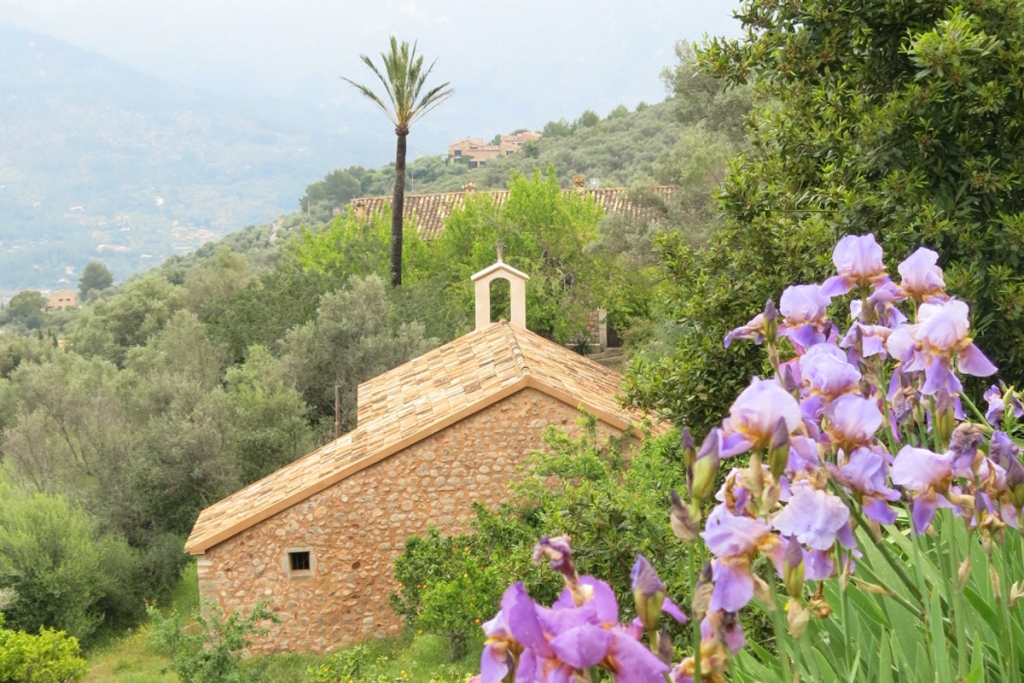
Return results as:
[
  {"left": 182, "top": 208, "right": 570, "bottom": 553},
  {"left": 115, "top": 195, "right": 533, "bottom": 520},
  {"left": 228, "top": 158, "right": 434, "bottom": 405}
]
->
[
  {"left": 348, "top": 186, "right": 675, "bottom": 239},
  {"left": 185, "top": 322, "right": 664, "bottom": 554}
]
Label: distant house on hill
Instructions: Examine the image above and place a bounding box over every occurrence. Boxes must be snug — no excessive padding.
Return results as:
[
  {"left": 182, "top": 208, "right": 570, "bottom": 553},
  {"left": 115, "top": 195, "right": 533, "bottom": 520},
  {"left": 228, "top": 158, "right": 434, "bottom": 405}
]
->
[
  {"left": 45, "top": 289, "right": 77, "bottom": 311},
  {"left": 185, "top": 259, "right": 664, "bottom": 653},
  {"left": 447, "top": 131, "right": 542, "bottom": 168},
  {"left": 347, "top": 185, "right": 676, "bottom": 239}
]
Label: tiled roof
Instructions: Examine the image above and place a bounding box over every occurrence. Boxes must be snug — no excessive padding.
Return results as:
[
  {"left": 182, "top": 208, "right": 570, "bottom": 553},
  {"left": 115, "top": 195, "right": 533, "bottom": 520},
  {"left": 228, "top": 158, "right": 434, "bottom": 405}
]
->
[
  {"left": 185, "top": 322, "right": 664, "bottom": 554},
  {"left": 348, "top": 186, "right": 676, "bottom": 239}
]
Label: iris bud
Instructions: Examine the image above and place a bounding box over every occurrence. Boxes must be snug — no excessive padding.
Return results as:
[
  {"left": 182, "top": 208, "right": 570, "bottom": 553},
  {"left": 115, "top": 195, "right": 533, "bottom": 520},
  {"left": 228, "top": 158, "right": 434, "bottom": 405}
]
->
[
  {"left": 768, "top": 418, "right": 790, "bottom": 480},
  {"left": 783, "top": 538, "right": 805, "bottom": 599},
  {"left": 692, "top": 430, "right": 721, "bottom": 503},
  {"left": 631, "top": 555, "right": 666, "bottom": 632},
  {"left": 669, "top": 490, "right": 700, "bottom": 545},
  {"left": 681, "top": 427, "right": 696, "bottom": 469}
]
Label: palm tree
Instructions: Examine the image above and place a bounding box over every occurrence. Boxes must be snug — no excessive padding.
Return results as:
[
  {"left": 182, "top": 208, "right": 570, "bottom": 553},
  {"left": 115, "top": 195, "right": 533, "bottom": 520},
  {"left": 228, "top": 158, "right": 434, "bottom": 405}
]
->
[{"left": 342, "top": 37, "right": 453, "bottom": 287}]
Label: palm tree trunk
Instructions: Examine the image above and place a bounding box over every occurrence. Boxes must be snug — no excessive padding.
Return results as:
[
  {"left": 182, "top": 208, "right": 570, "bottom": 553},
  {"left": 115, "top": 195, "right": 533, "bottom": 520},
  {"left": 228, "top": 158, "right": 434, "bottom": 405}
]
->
[{"left": 390, "top": 130, "right": 408, "bottom": 287}]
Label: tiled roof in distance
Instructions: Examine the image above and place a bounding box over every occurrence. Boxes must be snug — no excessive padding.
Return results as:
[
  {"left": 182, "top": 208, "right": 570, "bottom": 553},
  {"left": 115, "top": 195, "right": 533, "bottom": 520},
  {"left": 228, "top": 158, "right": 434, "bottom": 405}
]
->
[
  {"left": 348, "top": 186, "right": 675, "bottom": 239},
  {"left": 185, "top": 322, "right": 662, "bottom": 554}
]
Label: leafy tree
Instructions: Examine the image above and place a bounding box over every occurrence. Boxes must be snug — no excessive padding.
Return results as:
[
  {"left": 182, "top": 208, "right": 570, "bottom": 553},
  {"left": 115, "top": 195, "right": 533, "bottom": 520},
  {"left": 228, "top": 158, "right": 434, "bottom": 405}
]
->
[
  {"left": 300, "top": 169, "right": 362, "bottom": 213},
  {"left": 577, "top": 109, "right": 600, "bottom": 128},
  {"left": 278, "top": 275, "right": 436, "bottom": 429},
  {"left": 627, "top": 0, "right": 1024, "bottom": 433},
  {"left": 342, "top": 37, "right": 453, "bottom": 287},
  {"left": 0, "top": 489, "right": 143, "bottom": 641},
  {"left": 78, "top": 262, "right": 113, "bottom": 301},
  {"left": 224, "top": 346, "right": 315, "bottom": 485},
  {"left": 6, "top": 291, "right": 47, "bottom": 328}
]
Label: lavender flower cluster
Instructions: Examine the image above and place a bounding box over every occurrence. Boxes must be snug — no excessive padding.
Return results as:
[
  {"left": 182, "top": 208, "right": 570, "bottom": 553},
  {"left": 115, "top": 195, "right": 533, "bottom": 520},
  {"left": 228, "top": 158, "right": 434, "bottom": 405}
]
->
[{"left": 472, "top": 235, "right": 1024, "bottom": 683}]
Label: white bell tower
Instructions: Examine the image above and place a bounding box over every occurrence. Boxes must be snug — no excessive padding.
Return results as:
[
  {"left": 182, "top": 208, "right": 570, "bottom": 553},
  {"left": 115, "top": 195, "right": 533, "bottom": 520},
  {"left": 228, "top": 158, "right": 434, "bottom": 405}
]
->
[{"left": 470, "top": 250, "right": 529, "bottom": 330}]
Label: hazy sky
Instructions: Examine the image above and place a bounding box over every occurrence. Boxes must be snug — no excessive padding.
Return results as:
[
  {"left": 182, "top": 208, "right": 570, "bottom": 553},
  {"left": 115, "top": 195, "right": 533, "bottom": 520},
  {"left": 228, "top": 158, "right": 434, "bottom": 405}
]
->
[{"left": 0, "top": 0, "right": 743, "bottom": 162}]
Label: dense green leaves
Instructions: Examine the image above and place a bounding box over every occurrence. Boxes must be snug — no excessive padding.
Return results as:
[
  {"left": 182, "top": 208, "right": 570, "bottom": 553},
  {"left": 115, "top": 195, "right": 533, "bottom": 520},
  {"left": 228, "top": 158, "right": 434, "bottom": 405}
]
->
[{"left": 626, "top": 0, "right": 1024, "bottom": 433}]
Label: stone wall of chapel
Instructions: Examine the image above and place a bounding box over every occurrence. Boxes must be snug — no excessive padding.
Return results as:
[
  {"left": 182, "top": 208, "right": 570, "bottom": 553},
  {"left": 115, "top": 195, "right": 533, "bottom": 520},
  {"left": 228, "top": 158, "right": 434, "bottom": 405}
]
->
[{"left": 196, "top": 387, "right": 626, "bottom": 654}]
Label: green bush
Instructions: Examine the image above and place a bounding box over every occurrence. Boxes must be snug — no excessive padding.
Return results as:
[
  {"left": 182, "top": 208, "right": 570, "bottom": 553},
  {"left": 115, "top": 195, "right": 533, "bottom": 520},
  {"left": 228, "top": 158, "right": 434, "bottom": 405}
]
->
[
  {"left": 390, "top": 415, "right": 714, "bottom": 649},
  {"left": 0, "top": 615, "right": 88, "bottom": 683},
  {"left": 148, "top": 601, "right": 279, "bottom": 683},
  {"left": 0, "top": 490, "right": 144, "bottom": 642}
]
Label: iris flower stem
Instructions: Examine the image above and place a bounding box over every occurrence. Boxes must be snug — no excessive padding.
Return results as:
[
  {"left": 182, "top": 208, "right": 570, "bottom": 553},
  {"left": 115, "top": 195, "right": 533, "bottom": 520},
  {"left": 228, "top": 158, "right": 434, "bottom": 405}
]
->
[
  {"left": 876, "top": 360, "right": 899, "bottom": 456},
  {"left": 688, "top": 549, "right": 701, "bottom": 682},
  {"left": 940, "top": 514, "right": 968, "bottom": 679},
  {"left": 835, "top": 544, "right": 853, "bottom": 674},
  {"left": 833, "top": 486, "right": 924, "bottom": 604},
  {"left": 767, "top": 574, "right": 794, "bottom": 681},
  {"left": 907, "top": 507, "right": 937, "bottom": 680},
  {"left": 996, "top": 548, "right": 1021, "bottom": 683},
  {"left": 961, "top": 392, "right": 989, "bottom": 426},
  {"left": 851, "top": 558, "right": 924, "bottom": 620},
  {"left": 927, "top": 396, "right": 942, "bottom": 453}
]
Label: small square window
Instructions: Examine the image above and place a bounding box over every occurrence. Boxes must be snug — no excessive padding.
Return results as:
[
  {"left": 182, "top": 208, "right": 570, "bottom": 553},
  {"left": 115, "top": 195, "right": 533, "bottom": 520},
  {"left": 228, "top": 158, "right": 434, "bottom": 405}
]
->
[{"left": 289, "top": 551, "right": 310, "bottom": 572}]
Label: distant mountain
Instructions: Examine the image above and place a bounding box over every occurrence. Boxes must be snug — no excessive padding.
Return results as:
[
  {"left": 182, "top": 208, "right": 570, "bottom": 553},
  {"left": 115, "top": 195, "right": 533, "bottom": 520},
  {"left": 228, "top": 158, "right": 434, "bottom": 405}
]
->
[{"left": 0, "top": 24, "right": 384, "bottom": 291}]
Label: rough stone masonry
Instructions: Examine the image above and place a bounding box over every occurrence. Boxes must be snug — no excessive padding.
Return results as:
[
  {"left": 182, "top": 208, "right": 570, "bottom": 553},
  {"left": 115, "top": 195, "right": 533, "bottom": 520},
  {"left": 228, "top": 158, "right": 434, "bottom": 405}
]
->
[{"left": 196, "top": 387, "right": 627, "bottom": 653}]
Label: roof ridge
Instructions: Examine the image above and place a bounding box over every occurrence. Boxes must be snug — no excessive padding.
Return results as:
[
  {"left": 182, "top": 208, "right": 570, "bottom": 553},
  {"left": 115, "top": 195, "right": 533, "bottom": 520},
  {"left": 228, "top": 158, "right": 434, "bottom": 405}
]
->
[{"left": 500, "top": 322, "right": 530, "bottom": 377}]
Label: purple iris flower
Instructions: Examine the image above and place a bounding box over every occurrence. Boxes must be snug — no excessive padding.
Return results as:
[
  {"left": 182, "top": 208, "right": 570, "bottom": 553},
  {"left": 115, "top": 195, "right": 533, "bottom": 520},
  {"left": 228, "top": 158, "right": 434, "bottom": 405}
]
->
[
  {"left": 799, "top": 343, "right": 861, "bottom": 399},
  {"left": 722, "top": 378, "right": 802, "bottom": 457},
  {"left": 480, "top": 611, "right": 516, "bottom": 683},
  {"left": 630, "top": 555, "right": 687, "bottom": 628},
  {"left": 824, "top": 394, "right": 883, "bottom": 449},
  {"left": 779, "top": 284, "right": 834, "bottom": 351},
  {"left": 914, "top": 299, "right": 997, "bottom": 393},
  {"left": 772, "top": 482, "right": 851, "bottom": 551},
  {"left": 898, "top": 247, "right": 946, "bottom": 301},
  {"left": 821, "top": 234, "right": 887, "bottom": 296},
  {"left": 985, "top": 385, "right": 1024, "bottom": 427},
  {"left": 786, "top": 435, "right": 821, "bottom": 476},
  {"left": 701, "top": 613, "right": 746, "bottom": 654},
  {"left": 840, "top": 323, "right": 893, "bottom": 360},
  {"left": 701, "top": 504, "right": 774, "bottom": 612},
  {"left": 828, "top": 447, "right": 900, "bottom": 525},
  {"left": 891, "top": 446, "right": 953, "bottom": 534}
]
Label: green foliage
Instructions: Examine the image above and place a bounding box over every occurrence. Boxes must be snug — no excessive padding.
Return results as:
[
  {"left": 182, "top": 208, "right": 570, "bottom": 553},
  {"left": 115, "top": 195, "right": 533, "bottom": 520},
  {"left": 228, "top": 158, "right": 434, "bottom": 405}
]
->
[
  {"left": 391, "top": 529, "right": 506, "bottom": 661},
  {"left": 390, "top": 417, "right": 707, "bottom": 648},
  {"left": 148, "top": 602, "right": 279, "bottom": 683},
  {"left": 0, "top": 616, "right": 88, "bottom": 683},
  {"left": 627, "top": 0, "right": 1024, "bottom": 433},
  {"left": 5, "top": 291, "right": 47, "bottom": 329},
  {"left": 79, "top": 262, "right": 114, "bottom": 301},
  {"left": 0, "top": 489, "right": 144, "bottom": 642}
]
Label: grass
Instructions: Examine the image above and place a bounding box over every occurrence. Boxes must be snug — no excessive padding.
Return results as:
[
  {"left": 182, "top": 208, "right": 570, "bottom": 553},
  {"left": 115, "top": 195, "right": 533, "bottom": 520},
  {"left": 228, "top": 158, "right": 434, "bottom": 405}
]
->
[{"left": 82, "top": 562, "right": 482, "bottom": 683}]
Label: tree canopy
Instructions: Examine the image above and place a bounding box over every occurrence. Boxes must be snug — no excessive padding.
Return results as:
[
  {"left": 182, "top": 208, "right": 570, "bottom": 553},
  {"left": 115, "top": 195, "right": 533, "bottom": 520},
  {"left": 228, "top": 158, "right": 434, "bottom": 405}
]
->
[{"left": 625, "top": 0, "right": 1024, "bottom": 433}]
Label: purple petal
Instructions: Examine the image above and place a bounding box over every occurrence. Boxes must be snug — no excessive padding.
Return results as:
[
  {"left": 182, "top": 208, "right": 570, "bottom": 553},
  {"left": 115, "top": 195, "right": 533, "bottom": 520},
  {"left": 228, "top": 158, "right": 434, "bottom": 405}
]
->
[
  {"left": 701, "top": 504, "right": 771, "bottom": 557},
  {"left": 553, "top": 576, "right": 619, "bottom": 625},
  {"left": 820, "top": 275, "right": 854, "bottom": 297},
  {"left": 723, "top": 621, "right": 746, "bottom": 654},
  {"left": 481, "top": 643, "right": 510, "bottom": 683},
  {"left": 502, "top": 583, "right": 552, "bottom": 656},
  {"left": 710, "top": 560, "right": 755, "bottom": 612},
  {"left": 514, "top": 648, "right": 538, "bottom": 683},
  {"left": 912, "top": 495, "right": 939, "bottom": 535},
  {"left": 959, "top": 343, "right": 997, "bottom": 377},
  {"left": 772, "top": 482, "right": 850, "bottom": 550},
  {"left": 607, "top": 632, "right": 671, "bottom": 683},
  {"left": 549, "top": 625, "right": 613, "bottom": 669},
  {"left": 863, "top": 497, "right": 898, "bottom": 525},
  {"left": 891, "top": 446, "right": 951, "bottom": 492},
  {"left": 720, "top": 432, "right": 753, "bottom": 458},
  {"left": 787, "top": 323, "right": 827, "bottom": 350},
  {"left": 803, "top": 549, "right": 835, "bottom": 581},
  {"left": 661, "top": 597, "right": 688, "bottom": 624},
  {"left": 921, "top": 356, "right": 961, "bottom": 396}
]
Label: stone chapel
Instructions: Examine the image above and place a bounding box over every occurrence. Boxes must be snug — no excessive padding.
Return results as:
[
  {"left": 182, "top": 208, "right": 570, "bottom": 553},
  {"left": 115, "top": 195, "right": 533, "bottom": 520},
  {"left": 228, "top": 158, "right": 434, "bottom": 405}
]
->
[{"left": 184, "top": 259, "right": 661, "bottom": 653}]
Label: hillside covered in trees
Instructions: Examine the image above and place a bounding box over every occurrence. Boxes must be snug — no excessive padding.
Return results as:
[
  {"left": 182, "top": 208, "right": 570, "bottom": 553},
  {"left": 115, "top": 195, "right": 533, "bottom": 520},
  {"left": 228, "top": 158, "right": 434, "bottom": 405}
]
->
[{"left": 0, "top": 42, "right": 750, "bottom": 655}]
